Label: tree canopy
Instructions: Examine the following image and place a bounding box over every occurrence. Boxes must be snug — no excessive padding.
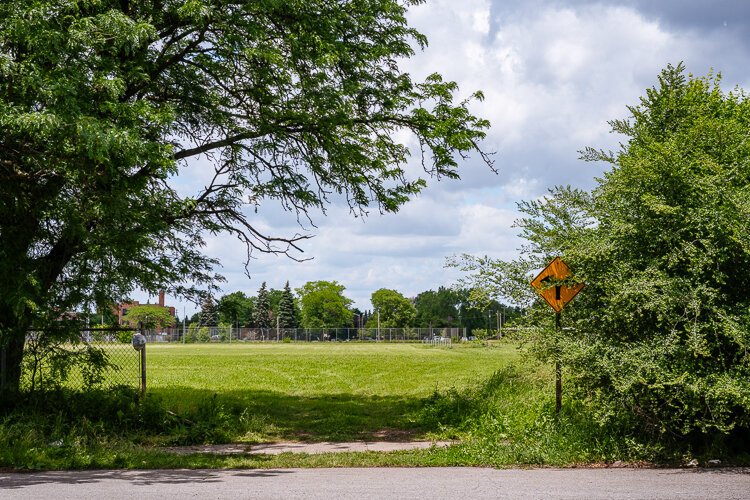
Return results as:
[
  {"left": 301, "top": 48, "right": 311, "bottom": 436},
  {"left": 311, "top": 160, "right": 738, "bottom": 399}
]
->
[
  {"left": 454, "top": 64, "right": 750, "bottom": 444},
  {"left": 0, "top": 0, "right": 491, "bottom": 393},
  {"left": 368, "top": 288, "right": 415, "bottom": 328},
  {"left": 122, "top": 304, "right": 175, "bottom": 330},
  {"left": 217, "top": 291, "right": 254, "bottom": 327},
  {"left": 296, "top": 281, "right": 353, "bottom": 328}
]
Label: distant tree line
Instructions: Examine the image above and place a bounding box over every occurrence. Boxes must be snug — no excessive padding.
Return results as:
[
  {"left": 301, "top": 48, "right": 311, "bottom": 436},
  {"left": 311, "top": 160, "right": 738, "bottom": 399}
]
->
[{"left": 177, "top": 281, "right": 521, "bottom": 332}]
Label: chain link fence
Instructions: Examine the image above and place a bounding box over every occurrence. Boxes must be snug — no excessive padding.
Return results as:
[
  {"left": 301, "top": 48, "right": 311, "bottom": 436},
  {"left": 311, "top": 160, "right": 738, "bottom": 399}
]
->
[
  {"left": 21, "top": 329, "right": 142, "bottom": 392},
  {"left": 142, "top": 326, "right": 470, "bottom": 343}
]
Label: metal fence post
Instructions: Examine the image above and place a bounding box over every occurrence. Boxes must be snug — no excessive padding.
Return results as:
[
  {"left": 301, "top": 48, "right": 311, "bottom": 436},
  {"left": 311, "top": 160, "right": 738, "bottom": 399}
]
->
[{"left": 140, "top": 343, "right": 147, "bottom": 395}]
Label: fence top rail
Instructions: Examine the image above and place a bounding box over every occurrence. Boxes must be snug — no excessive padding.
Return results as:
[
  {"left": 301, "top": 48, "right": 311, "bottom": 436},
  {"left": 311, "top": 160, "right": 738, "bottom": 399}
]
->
[{"left": 27, "top": 327, "right": 140, "bottom": 332}]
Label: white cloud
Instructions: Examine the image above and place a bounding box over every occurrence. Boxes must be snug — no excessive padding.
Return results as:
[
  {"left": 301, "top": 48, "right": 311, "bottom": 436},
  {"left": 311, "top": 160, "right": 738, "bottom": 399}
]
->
[{"left": 139, "top": 1, "right": 750, "bottom": 315}]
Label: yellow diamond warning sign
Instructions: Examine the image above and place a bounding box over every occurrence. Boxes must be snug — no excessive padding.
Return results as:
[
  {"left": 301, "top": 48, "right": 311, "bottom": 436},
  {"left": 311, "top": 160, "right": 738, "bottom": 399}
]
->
[{"left": 530, "top": 257, "right": 584, "bottom": 313}]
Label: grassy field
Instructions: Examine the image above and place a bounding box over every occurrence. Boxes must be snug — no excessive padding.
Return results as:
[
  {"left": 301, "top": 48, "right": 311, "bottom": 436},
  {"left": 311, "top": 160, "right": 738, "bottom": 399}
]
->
[
  {"left": 5, "top": 341, "right": 702, "bottom": 469},
  {"left": 147, "top": 342, "right": 522, "bottom": 442}
]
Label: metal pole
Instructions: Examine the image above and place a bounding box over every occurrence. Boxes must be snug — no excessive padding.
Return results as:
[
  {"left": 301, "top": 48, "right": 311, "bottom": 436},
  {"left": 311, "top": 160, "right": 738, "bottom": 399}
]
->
[
  {"left": 555, "top": 311, "right": 562, "bottom": 415},
  {"left": 377, "top": 310, "right": 380, "bottom": 342},
  {"left": 183, "top": 307, "right": 186, "bottom": 344},
  {"left": 140, "top": 343, "right": 147, "bottom": 395}
]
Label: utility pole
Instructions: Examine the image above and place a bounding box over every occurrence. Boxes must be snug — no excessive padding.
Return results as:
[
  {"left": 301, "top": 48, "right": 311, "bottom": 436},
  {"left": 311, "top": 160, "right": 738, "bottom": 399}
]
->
[
  {"left": 377, "top": 309, "right": 380, "bottom": 342},
  {"left": 182, "top": 307, "right": 186, "bottom": 344}
]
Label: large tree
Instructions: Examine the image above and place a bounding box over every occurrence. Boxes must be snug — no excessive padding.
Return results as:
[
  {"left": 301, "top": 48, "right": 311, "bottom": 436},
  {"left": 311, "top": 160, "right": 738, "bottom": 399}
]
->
[
  {"left": 454, "top": 65, "right": 750, "bottom": 445},
  {"left": 217, "top": 291, "right": 254, "bottom": 327},
  {"left": 0, "top": 0, "right": 491, "bottom": 392},
  {"left": 368, "top": 288, "right": 415, "bottom": 328},
  {"left": 253, "top": 282, "right": 272, "bottom": 329},
  {"left": 296, "top": 281, "right": 353, "bottom": 328},
  {"left": 122, "top": 304, "right": 176, "bottom": 331},
  {"left": 277, "top": 281, "right": 299, "bottom": 329},
  {"left": 198, "top": 295, "right": 218, "bottom": 327},
  {"left": 414, "top": 287, "right": 459, "bottom": 327}
]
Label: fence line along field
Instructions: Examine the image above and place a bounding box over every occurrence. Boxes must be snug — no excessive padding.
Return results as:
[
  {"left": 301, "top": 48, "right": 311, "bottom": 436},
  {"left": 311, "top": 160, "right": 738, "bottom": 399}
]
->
[{"left": 146, "top": 342, "right": 520, "bottom": 442}]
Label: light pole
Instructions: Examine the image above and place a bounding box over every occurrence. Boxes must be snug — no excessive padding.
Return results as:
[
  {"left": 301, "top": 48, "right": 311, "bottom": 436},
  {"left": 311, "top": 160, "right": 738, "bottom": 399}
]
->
[{"left": 182, "top": 306, "right": 186, "bottom": 344}]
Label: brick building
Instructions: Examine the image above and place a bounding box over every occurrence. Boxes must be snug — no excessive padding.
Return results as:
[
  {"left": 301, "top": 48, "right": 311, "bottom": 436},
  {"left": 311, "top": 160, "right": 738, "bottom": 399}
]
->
[{"left": 117, "top": 291, "right": 176, "bottom": 326}]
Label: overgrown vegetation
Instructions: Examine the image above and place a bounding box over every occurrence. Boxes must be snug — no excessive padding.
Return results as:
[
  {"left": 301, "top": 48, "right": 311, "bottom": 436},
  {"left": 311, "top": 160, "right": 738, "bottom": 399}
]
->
[
  {"left": 451, "top": 64, "right": 750, "bottom": 454},
  {"left": 4, "top": 342, "right": 747, "bottom": 470}
]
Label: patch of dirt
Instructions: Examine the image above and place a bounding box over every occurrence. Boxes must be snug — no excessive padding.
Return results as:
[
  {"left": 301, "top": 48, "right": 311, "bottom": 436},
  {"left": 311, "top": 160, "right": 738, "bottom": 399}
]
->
[
  {"left": 366, "top": 429, "right": 420, "bottom": 441},
  {"left": 162, "top": 444, "right": 251, "bottom": 456}
]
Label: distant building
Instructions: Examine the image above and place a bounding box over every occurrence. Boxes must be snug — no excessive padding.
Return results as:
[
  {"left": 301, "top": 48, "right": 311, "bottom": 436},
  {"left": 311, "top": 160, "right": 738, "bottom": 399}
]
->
[{"left": 117, "top": 291, "right": 176, "bottom": 326}]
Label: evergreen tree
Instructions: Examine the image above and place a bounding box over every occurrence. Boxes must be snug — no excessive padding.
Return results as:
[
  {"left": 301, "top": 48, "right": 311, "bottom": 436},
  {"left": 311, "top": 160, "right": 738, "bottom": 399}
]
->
[
  {"left": 253, "top": 282, "right": 272, "bottom": 329},
  {"left": 277, "top": 281, "right": 299, "bottom": 329},
  {"left": 199, "top": 295, "right": 218, "bottom": 327}
]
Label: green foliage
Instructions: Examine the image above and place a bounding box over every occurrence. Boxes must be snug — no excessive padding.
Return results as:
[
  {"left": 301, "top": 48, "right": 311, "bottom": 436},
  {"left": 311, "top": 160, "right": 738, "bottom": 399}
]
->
[
  {"left": 296, "top": 281, "right": 354, "bottom": 328},
  {"left": 23, "top": 335, "right": 114, "bottom": 392},
  {"left": 419, "top": 364, "right": 669, "bottom": 464},
  {"left": 413, "top": 286, "right": 520, "bottom": 330},
  {"left": 454, "top": 64, "right": 750, "bottom": 447},
  {"left": 3, "top": 343, "right": 749, "bottom": 469},
  {"left": 116, "top": 330, "right": 132, "bottom": 344},
  {"left": 468, "top": 329, "right": 493, "bottom": 341},
  {"left": 217, "top": 292, "right": 254, "bottom": 327},
  {"left": 0, "top": 0, "right": 491, "bottom": 394},
  {"left": 199, "top": 296, "right": 218, "bottom": 327},
  {"left": 184, "top": 323, "right": 210, "bottom": 343},
  {"left": 369, "top": 288, "right": 416, "bottom": 327},
  {"left": 277, "top": 281, "right": 300, "bottom": 329},
  {"left": 414, "top": 286, "right": 460, "bottom": 327},
  {"left": 253, "top": 282, "right": 272, "bottom": 329},
  {"left": 123, "top": 305, "right": 176, "bottom": 330}
]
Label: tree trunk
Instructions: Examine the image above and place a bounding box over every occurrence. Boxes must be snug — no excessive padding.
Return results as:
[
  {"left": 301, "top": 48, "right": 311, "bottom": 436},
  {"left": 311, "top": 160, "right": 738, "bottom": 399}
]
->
[{"left": 1, "top": 327, "right": 27, "bottom": 396}]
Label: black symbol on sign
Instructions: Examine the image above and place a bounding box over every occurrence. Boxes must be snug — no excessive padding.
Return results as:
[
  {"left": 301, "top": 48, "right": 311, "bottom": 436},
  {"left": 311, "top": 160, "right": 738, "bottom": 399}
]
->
[{"left": 541, "top": 277, "right": 561, "bottom": 300}]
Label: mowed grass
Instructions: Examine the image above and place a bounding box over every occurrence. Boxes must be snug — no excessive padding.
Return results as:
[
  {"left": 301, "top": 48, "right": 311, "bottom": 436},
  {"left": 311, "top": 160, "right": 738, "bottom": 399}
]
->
[
  {"left": 7, "top": 341, "right": 701, "bottom": 469},
  {"left": 147, "top": 342, "right": 520, "bottom": 442}
]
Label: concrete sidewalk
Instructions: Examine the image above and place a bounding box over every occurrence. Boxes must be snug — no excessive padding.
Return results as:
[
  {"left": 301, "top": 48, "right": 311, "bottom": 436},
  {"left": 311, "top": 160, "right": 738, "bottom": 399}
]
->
[{"left": 164, "top": 440, "right": 453, "bottom": 455}]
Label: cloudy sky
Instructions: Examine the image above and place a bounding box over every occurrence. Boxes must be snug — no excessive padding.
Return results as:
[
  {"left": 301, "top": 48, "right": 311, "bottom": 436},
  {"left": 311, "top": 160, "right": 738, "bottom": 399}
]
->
[{"left": 153, "top": 0, "right": 750, "bottom": 316}]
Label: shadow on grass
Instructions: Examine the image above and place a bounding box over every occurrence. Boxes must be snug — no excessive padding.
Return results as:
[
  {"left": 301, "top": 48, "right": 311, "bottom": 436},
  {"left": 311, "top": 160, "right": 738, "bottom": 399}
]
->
[{"left": 152, "top": 386, "right": 430, "bottom": 443}]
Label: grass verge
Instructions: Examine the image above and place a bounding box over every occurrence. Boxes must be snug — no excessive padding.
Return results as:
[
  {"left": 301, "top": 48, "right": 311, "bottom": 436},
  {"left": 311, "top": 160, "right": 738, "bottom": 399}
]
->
[{"left": 2, "top": 342, "right": 748, "bottom": 469}]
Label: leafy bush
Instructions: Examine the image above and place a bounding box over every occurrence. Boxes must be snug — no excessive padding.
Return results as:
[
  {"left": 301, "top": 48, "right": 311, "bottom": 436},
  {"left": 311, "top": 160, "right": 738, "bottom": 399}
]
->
[
  {"left": 454, "top": 65, "right": 750, "bottom": 451},
  {"left": 22, "top": 338, "right": 114, "bottom": 392}
]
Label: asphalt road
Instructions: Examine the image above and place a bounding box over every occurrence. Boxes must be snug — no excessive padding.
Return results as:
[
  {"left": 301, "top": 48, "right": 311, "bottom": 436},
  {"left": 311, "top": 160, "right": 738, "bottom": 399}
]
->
[{"left": 2, "top": 467, "right": 749, "bottom": 499}]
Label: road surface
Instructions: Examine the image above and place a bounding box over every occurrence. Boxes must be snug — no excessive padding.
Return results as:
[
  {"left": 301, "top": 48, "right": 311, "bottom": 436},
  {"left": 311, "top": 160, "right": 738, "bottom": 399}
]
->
[{"left": 2, "top": 467, "right": 749, "bottom": 499}]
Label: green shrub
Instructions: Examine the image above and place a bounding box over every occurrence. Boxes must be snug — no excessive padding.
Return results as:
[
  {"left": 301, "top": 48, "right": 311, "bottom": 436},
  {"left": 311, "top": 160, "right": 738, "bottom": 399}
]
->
[{"left": 455, "top": 65, "right": 750, "bottom": 450}]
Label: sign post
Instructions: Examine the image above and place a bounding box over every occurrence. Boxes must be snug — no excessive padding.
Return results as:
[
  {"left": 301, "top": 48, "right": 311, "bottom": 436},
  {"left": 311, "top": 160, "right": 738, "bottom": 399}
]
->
[{"left": 530, "top": 257, "right": 584, "bottom": 415}]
